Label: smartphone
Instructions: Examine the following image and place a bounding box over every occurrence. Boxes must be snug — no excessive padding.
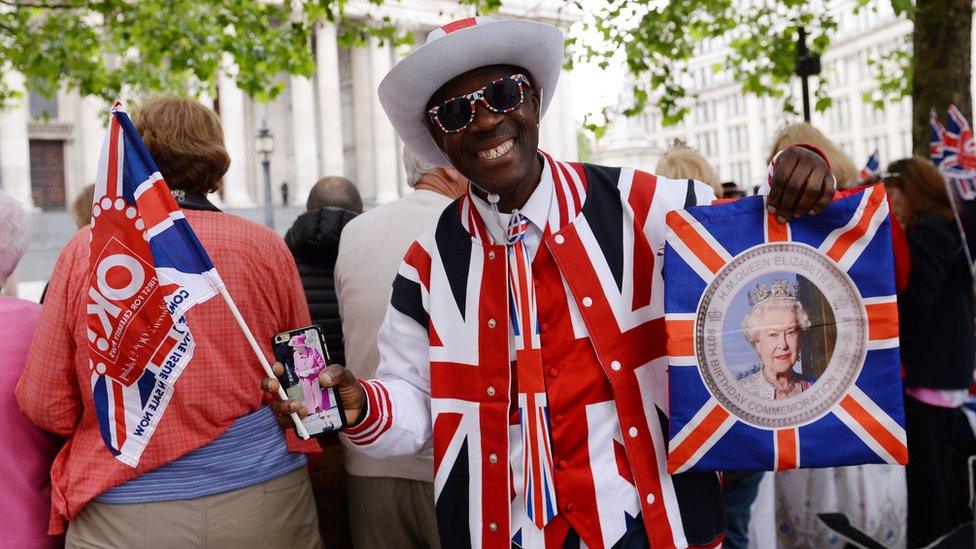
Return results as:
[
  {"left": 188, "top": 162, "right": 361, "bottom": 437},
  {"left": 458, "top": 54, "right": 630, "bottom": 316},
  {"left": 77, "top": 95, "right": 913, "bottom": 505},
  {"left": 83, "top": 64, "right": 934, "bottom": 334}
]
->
[{"left": 272, "top": 324, "right": 347, "bottom": 435}]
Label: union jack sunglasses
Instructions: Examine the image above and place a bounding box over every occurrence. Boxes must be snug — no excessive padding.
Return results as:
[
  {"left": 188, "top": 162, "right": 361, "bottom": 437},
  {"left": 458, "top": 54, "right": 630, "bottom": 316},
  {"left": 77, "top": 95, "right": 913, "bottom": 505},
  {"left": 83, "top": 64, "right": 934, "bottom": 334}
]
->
[{"left": 428, "top": 73, "right": 531, "bottom": 133}]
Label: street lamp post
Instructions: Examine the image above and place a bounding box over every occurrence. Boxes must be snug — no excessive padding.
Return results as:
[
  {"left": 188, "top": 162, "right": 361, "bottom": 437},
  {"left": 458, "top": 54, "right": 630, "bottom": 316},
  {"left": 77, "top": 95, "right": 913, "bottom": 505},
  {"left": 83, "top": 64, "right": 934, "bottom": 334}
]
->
[
  {"left": 254, "top": 120, "right": 275, "bottom": 228},
  {"left": 795, "top": 27, "right": 822, "bottom": 123}
]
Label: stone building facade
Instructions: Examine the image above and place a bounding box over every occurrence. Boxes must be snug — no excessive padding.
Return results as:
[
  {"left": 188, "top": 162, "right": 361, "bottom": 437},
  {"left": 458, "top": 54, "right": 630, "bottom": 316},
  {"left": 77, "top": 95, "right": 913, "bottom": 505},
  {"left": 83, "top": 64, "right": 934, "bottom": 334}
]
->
[{"left": 0, "top": 0, "right": 579, "bottom": 212}]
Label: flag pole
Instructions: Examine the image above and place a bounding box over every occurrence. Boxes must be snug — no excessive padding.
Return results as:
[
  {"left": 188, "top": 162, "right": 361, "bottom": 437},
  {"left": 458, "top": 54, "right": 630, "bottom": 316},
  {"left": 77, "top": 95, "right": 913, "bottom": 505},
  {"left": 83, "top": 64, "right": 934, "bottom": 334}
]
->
[
  {"left": 940, "top": 174, "right": 976, "bottom": 276},
  {"left": 217, "top": 285, "right": 311, "bottom": 439}
]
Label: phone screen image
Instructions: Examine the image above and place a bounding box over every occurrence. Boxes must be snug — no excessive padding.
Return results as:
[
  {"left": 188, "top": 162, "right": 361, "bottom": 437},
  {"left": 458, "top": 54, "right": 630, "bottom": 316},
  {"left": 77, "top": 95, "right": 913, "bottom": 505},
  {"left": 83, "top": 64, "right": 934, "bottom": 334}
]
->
[{"left": 273, "top": 327, "right": 344, "bottom": 435}]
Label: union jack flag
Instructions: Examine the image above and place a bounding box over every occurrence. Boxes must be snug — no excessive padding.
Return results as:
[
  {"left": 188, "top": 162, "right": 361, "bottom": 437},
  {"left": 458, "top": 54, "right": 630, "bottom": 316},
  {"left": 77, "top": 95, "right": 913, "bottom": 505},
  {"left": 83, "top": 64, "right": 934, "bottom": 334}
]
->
[
  {"left": 859, "top": 149, "right": 881, "bottom": 182},
  {"left": 930, "top": 106, "right": 976, "bottom": 200},
  {"left": 663, "top": 187, "right": 907, "bottom": 472},
  {"left": 87, "top": 103, "right": 224, "bottom": 466}
]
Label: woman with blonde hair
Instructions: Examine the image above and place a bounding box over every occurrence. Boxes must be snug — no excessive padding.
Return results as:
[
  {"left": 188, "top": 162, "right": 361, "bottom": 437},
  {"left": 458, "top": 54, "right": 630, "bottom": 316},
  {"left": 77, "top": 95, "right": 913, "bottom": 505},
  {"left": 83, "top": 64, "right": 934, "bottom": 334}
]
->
[
  {"left": 655, "top": 144, "right": 722, "bottom": 195},
  {"left": 768, "top": 122, "right": 859, "bottom": 188},
  {"left": 17, "top": 97, "right": 324, "bottom": 548}
]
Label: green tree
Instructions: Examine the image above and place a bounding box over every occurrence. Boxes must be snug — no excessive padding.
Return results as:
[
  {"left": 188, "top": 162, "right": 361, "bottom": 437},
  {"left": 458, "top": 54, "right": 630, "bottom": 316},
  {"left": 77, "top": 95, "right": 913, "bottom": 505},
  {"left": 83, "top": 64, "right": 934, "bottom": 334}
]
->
[
  {"left": 571, "top": 0, "right": 963, "bottom": 155},
  {"left": 0, "top": 0, "right": 495, "bottom": 107}
]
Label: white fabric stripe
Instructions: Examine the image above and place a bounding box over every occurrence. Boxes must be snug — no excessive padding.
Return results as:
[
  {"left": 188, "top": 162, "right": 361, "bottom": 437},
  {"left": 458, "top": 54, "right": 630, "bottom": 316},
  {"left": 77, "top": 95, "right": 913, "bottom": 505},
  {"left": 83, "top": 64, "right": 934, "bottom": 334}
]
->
[
  {"left": 664, "top": 312, "right": 696, "bottom": 322},
  {"left": 106, "top": 379, "right": 119, "bottom": 449},
  {"left": 866, "top": 337, "right": 900, "bottom": 350},
  {"left": 133, "top": 172, "right": 165, "bottom": 201},
  {"left": 146, "top": 217, "right": 174, "bottom": 239},
  {"left": 667, "top": 356, "right": 698, "bottom": 367},
  {"left": 397, "top": 261, "right": 422, "bottom": 284},
  {"left": 862, "top": 295, "right": 898, "bottom": 306}
]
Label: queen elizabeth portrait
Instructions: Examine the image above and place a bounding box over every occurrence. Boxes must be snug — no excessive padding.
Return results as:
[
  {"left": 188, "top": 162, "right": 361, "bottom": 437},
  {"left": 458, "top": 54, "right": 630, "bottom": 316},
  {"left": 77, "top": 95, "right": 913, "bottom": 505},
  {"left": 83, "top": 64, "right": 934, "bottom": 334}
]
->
[{"left": 738, "top": 279, "right": 815, "bottom": 400}]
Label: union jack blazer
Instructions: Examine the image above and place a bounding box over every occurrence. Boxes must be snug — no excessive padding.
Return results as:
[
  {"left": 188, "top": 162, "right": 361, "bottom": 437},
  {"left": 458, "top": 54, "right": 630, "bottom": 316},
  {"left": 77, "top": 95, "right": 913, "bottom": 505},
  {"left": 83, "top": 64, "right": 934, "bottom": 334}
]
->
[{"left": 344, "top": 152, "right": 725, "bottom": 548}]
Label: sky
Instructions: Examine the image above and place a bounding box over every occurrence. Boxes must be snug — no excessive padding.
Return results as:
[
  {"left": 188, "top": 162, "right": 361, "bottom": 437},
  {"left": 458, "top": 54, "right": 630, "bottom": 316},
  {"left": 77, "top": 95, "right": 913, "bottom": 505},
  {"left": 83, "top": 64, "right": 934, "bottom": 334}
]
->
[{"left": 563, "top": 0, "right": 626, "bottom": 124}]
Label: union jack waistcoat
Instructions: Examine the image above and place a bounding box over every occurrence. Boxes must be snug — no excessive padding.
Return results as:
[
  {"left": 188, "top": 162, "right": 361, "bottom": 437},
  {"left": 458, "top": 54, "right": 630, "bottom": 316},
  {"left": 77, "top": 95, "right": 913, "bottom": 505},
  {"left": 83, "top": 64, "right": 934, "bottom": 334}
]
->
[{"left": 344, "top": 153, "right": 725, "bottom": 548}]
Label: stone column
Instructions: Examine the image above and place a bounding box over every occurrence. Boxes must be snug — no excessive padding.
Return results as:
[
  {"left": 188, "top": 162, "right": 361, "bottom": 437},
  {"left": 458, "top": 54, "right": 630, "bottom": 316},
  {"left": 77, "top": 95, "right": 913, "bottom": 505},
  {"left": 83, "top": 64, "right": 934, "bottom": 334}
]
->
[
  {"left": 217, "top": 64, "right": 256, "bottom": 207},
  {"left": 0, "top": 72, "right": 34, "bottom": 210},
  {"left": 351, "top": 44, "right": 376, "bottom": 201},
  {"left": 290, "top": 74, "right": 320, "bottom": 205},
  {"left": 369, "top": 37, "right": 400, "bottom": 203},
  {"left": 316, "top": 22, "right": 345, "bottom": 179}
]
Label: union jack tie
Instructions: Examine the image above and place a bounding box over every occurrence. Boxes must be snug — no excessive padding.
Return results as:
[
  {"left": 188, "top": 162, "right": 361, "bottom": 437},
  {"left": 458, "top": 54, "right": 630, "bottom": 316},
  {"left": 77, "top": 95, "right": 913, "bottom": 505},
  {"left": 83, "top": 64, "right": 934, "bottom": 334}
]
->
[{"left": 506, "top": 211, "right": 558, "bottom": 528}]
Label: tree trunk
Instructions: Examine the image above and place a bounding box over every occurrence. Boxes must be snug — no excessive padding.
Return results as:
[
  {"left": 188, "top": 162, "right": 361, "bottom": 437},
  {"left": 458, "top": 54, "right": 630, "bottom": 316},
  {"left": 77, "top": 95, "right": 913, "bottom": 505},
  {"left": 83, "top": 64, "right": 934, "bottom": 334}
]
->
[{"left": 912, "top": 0, "right": 973, "bottom": 157}]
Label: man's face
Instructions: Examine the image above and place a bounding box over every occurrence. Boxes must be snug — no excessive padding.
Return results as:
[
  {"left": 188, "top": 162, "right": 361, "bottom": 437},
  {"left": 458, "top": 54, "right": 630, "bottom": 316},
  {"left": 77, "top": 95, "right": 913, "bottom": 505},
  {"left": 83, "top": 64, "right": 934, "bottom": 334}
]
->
[
  {"left": 755, "top": 306, "right": 800, "bottom": 375},
  {"left": 426, "top": 65, "right": 541, "bottom": 196}
]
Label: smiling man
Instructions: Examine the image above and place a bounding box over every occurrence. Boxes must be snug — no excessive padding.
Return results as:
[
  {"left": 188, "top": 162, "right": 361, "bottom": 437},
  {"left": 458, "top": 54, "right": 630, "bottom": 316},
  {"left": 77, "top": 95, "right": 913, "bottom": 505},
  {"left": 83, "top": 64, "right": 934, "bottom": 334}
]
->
[{"left": 266, "top": 16, "right": 834, "bottom": 549}]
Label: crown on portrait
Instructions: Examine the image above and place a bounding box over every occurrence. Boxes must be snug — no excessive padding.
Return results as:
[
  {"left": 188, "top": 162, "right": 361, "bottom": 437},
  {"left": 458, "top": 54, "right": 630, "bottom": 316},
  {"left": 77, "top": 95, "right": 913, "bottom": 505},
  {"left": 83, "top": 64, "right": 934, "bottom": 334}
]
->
[{"left": 747, "top": 279, "right": 799, "bottom": 309}]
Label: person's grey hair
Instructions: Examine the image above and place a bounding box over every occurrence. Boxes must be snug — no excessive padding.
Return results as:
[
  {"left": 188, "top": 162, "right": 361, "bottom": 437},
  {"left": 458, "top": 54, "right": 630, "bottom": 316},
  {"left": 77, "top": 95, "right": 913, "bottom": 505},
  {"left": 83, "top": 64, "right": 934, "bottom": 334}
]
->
[
  {"left": 0, "top": 190, "right": 31, "bottom": 286},
  {"left": 741, "top": 299, "right": 812, "bottom": 345},
  {"left": 306, "top": 176, "right": 363, "bottom": 213},
  {"left": 403, "top": 148, "right": 437, "bottom": 188}
]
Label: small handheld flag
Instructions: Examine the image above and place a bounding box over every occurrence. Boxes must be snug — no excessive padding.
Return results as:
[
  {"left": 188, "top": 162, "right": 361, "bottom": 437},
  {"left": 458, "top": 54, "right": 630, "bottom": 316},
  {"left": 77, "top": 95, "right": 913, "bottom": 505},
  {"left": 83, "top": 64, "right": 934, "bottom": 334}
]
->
[
  {"left": 87, "top": 102, "right": 307, "bottom": 466},
  {"left": 858, "top": 150, "right": 881, "bottom": 183},
  {"left": 930, "top": 106, "right": 976, "bottom": 200}
]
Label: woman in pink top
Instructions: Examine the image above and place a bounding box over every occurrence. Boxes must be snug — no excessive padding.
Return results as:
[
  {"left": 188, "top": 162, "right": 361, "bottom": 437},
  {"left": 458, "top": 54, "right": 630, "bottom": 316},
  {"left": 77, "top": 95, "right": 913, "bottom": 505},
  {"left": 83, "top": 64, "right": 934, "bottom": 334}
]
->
[
  {"left": 0, "top": 190, "right": 61, "bottom": 549},
  {"left": 290, "top": 335, "right": 329, "bottom": 412}
]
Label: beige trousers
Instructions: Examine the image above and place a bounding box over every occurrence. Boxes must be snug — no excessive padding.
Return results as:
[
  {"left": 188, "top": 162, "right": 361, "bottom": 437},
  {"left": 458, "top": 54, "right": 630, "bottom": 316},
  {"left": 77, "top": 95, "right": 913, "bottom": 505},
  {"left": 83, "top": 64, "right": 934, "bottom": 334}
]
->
[
  {"left": 346, "top": 475, "right": 440, "bottom": 549},
  {"left": 65, "top": 467, "right": 322, "bottom": 549}
]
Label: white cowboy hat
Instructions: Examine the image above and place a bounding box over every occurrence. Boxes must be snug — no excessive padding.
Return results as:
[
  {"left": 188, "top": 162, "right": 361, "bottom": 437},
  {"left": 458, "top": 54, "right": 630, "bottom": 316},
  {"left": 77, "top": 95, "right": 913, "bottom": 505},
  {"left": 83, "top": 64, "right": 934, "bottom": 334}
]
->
[{"left": 378, "top": 16, "right": 565, "bottom": 167}]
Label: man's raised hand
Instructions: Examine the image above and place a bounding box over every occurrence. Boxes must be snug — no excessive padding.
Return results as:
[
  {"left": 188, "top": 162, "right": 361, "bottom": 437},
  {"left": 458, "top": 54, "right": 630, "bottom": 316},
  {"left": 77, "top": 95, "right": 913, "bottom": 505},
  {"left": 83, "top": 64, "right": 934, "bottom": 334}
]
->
[{"left": 767, "top": 146, "right": 835, "bottom": 223}]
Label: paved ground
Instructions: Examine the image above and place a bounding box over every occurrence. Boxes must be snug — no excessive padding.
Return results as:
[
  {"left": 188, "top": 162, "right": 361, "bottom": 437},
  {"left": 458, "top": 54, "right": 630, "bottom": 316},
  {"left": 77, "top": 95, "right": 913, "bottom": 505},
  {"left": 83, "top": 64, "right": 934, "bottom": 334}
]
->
[{"left": 15, "top": 205, "right": 304, "bottom": 301}]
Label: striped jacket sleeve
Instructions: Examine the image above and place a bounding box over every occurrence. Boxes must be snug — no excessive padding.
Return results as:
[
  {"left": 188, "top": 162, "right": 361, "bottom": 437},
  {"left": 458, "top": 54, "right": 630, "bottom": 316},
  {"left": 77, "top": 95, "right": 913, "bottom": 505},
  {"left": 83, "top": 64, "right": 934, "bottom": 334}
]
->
[{"left": 342, "top": 241, "right": 433, "bottom": 457}]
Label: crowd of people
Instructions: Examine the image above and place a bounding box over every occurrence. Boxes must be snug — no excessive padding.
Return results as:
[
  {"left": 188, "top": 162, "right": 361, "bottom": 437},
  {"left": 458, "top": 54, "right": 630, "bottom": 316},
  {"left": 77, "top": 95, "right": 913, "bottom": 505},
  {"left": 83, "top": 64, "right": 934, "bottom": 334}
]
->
[{"left": 1, "top": 15, "right": 974, "bottom": 549}]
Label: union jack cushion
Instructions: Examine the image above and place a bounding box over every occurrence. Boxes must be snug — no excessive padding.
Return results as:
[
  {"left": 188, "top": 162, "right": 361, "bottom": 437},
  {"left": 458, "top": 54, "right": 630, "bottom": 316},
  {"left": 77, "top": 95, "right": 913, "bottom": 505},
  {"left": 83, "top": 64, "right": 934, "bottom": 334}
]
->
[{"left": 663, "top": 186, "right": 907, "bottom": 472}]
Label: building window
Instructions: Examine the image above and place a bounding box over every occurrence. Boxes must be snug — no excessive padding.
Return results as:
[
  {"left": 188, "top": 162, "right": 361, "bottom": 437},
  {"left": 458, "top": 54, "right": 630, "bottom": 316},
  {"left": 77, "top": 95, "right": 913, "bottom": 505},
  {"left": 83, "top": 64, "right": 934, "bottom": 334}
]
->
[
  {"left": 727, "top": 125, "right": 748, "bottom": 153},
  {"left": 29, "top": 91, "right": 58, "bottom": 120}
]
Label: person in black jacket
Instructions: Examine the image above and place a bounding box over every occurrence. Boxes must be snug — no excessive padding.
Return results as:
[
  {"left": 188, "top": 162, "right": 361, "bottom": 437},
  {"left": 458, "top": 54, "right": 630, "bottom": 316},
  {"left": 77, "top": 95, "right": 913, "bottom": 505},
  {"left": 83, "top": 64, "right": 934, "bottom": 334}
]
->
[
  {"left": 884, "top": 157, "right": 976, "bottom": 548},
  {"left": 285, "top": 176, "right": 362, "bottom": 366},
  {"left": 284, "top": 176, "right": 362, "bottom": 549}
]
